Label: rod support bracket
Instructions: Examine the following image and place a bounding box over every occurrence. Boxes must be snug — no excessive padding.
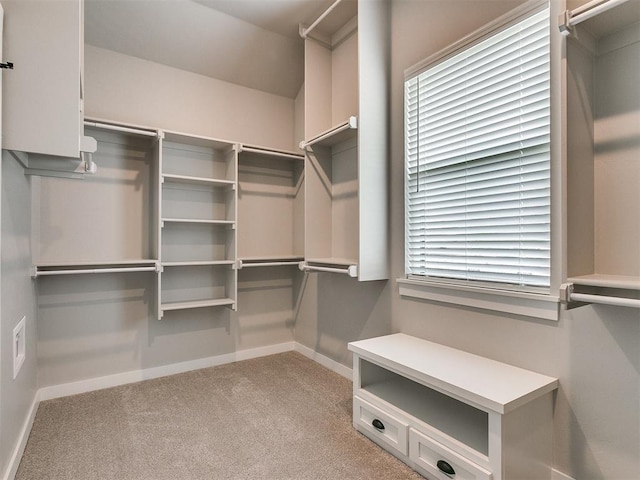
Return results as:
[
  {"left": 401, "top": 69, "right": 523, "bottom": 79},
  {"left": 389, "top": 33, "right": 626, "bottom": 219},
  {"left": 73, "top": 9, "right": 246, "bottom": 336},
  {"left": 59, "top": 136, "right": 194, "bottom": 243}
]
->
[{"left": 558, "top": 11, "right": 573, "bottom": 36}]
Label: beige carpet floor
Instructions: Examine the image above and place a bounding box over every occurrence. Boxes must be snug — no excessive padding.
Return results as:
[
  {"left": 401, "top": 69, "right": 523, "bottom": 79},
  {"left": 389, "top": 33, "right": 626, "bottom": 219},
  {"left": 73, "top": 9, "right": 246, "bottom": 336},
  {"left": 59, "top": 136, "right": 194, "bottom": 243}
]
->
[{"left": 16, "top": 351, "right": 424, "bottom": 479}]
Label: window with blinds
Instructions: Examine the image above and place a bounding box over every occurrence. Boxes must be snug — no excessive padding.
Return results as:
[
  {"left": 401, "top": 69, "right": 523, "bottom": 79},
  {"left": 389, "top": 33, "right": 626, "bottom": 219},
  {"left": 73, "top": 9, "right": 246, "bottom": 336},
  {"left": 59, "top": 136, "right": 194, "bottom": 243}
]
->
[{"left": 404, "top": 4, "right": 551, "bottom": 291}]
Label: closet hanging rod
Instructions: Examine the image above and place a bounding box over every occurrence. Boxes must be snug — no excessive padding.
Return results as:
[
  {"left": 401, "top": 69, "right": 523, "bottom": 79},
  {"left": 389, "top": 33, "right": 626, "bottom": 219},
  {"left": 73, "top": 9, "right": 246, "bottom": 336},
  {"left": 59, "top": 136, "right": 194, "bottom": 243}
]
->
[
  {"left": 33, "top": 266, "right": 158, "bottom": 278},
  {"left": 84, "top": 121, "right": 159, "bottom": 138},
  {"left": 239, "top": 146, "right": 304, "bottom": 160},
  {"left": 238, "top": 260, "right": 301, "bottom": 269},
  {"left": 299, "top": 262, "right": 358, "bottom": 277},
  {"left": 559, "top": 0, "right": 630, "bottom": 34},
  {"left": 569, "top": 292, "right": 640, "bottom": 309},
  {"left": 300, "top": 116, "right": 357, "bottom": 149},
  {"left": 300, "top": 0, "right": 344, "bottom": 39}
]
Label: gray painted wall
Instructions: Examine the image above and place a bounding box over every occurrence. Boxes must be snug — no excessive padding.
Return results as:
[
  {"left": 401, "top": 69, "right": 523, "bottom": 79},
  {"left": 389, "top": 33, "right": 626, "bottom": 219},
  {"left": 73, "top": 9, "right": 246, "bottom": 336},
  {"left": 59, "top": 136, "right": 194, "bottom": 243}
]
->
[
  {"left": 84, "top": 45, "right": 297, "bottom": 152},
  {"left": 0, "top": 152, "right": 37, "bottom": 476},
  {"left": 388, "top": 1, "right": 640, "bottom": 479},
  {"left": 294, "top": 274, "right": 392, "bottom": 366}
]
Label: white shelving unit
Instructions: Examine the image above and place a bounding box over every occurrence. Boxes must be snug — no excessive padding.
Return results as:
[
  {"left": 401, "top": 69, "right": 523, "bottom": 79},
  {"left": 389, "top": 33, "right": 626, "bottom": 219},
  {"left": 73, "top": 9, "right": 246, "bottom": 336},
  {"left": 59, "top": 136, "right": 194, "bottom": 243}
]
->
[
  {"left": 301, "top": 0, "right": 389, "bottom": 281},
  {"left": 563, "top": 0, "right": 640, "bottom": 308},
  {"left": 29, "top": 118, "right": 308, "bottom": 317},
  {"left": 349, "top": 334, "right": 558, "bottom": 480},
  {"left": 158, "top": 131, "right": 238, "bottom": 317}
]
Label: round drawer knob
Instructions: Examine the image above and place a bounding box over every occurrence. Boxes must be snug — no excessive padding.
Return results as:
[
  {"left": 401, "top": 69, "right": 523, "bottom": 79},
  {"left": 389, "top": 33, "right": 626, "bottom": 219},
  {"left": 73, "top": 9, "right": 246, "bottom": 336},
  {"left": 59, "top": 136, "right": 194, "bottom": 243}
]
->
[
  {"left": 437, "top": 460, "right": 455, "bottom": 476},
  {"left": 372, "top": 418, "right": 385, "bottom": 431}
]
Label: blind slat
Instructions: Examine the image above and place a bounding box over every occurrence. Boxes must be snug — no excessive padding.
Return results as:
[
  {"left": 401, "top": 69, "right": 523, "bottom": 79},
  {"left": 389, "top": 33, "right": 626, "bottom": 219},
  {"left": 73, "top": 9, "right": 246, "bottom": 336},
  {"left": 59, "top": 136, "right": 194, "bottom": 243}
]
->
[{"left": 404, "top": 6, "right": 551, "bottom": 288}]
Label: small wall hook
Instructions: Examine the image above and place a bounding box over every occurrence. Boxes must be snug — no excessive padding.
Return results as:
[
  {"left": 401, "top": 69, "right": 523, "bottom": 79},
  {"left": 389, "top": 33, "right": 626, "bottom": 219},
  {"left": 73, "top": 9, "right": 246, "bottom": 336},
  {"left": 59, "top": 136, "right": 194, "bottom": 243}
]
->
[{"left": 0, "top": 62, "right": 14, "bottom": 69}]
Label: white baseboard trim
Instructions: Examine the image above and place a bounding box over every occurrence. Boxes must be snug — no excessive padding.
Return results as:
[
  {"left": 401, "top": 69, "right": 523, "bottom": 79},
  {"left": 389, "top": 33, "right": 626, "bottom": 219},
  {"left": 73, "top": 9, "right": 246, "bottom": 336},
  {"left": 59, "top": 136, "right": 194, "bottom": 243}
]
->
[
  {"left": 2, "top": 391, "right": 40, "bottom": 480},
  {"left": 39, "top": 341, "right": 296, "bottom": 401},
  {"left": 294, "top": 342, "right": 353, "bottom": 380},
  {"left": 552, "top": 468, "right": 576, "bottom": 480},
  {"left": 38, "top": 340, "right": 356, "bottom": 402}
]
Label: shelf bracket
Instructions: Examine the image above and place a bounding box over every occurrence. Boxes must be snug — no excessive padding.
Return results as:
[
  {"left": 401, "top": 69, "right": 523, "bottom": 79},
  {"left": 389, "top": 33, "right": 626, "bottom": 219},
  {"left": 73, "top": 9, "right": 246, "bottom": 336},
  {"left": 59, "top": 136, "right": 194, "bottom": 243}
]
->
[
  {"left": 299, "top": 261, "right": 358, "bottom": 278},
  {"left": 558, "top": 10, "right": 573, "bottom": 36},
  {"left": 559, "top": 283, "right": 587, "bottom": 310}
]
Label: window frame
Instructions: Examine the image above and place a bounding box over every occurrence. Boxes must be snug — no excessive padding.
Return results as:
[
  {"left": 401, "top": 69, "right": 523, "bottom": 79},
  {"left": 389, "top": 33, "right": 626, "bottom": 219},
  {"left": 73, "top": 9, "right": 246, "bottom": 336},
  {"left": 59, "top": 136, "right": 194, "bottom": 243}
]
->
[{"left": 398, "top": 0, "right": 565, "bottom": 321}]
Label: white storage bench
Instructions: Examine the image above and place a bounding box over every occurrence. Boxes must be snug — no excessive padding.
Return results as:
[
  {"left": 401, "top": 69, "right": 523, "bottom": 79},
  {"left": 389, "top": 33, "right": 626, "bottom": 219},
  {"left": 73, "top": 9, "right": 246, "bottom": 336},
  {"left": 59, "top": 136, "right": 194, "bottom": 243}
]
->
[{"left": 348, "top": 334, "right": 558, "bottom": 480}]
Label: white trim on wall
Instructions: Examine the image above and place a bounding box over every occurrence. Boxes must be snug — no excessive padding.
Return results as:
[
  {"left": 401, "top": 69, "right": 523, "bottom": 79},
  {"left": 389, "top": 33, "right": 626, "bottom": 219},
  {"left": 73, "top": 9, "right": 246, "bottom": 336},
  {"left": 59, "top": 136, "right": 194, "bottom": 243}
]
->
[
  {"left": 552, "top": 468, "right": 577, "bottom": 480},
  {"left": 294, "top": 342, "right": 353, "bottom": 380},
  {"left": 2, "top": 394, "right": 39, "bottom": 480},
  {"left": 39, "top": 341, "right": 296, "bottom": 401},
  {"left": 37, "top": 341, "right": 353, "bottom": 402}
]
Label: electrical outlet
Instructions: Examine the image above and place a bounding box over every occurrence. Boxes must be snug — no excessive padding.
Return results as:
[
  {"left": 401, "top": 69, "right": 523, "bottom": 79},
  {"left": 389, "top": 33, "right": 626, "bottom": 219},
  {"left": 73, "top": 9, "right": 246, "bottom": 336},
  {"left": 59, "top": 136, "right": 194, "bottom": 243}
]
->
[{"left": 13, "top": 316, "right": 26, "bottom": 379}]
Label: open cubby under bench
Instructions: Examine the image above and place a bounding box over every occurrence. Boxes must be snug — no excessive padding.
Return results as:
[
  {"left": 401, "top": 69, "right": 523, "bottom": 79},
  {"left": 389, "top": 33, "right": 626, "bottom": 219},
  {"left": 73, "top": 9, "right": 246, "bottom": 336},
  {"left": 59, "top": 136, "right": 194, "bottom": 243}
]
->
[{"left": 348, "top": 334, "right": 558, "bottom": 480}]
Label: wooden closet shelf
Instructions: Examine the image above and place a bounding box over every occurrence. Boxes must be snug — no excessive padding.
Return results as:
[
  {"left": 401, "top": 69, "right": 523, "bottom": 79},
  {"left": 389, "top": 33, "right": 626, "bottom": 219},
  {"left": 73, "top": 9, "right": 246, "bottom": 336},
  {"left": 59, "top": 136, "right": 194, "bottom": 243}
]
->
[
  {"left": 306, "top": 257, "right": 358, "bottom": 267},
  {"left": 239, "top": 145, "right": 304, "bottom": 161}
]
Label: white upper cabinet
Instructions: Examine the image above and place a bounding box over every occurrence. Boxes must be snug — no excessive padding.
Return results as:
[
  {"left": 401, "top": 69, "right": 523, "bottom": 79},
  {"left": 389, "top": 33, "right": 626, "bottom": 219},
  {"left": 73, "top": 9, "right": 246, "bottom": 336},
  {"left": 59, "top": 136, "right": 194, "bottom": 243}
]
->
[{"left": 2, "top": 0, "right": 93, "bottom": 158}]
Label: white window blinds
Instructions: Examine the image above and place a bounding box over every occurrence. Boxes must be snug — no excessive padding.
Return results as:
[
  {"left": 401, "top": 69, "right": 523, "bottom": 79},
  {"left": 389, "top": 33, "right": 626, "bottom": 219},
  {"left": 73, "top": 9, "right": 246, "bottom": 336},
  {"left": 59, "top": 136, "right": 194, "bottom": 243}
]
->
[{"left": 405, "top": 6, "right": 551, "bottom": 289}]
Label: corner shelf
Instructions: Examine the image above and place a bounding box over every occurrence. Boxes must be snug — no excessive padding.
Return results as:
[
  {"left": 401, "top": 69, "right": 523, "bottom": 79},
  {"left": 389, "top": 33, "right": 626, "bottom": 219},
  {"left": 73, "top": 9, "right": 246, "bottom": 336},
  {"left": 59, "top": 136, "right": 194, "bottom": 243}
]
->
[
  {"left": 238, "top": 145, "right": 304, "bottom": 162},
  {"left": 161, "top": 298, "right": 236, "bottom": 312},
  {"left": 162, "top": 173, "right": 236, "bottom": 189}
]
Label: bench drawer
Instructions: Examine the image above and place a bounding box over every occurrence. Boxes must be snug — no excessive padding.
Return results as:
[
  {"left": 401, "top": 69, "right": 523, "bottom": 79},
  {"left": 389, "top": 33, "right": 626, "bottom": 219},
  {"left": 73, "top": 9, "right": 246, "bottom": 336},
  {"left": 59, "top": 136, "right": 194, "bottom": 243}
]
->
[
  {"left": 409, "top": 428, "right": 492, "bottom": 480},
  {"left": 353, "top": 396, "right": 409, "bottom": 457}
]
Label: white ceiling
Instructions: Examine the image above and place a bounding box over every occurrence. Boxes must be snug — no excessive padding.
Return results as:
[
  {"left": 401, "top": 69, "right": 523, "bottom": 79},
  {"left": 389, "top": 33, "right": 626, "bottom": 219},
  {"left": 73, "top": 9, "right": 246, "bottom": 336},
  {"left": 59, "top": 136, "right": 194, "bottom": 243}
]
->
[{"left": 84, "top": 0, "right": 337, "bottom": 99}]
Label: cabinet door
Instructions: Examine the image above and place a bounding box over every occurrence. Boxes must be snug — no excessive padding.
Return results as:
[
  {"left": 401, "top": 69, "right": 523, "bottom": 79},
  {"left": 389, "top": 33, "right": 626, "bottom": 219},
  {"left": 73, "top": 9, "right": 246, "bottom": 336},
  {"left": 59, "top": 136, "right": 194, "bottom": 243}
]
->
[{"left": 3, "top": 0, "right": 83, "bottom": 157}]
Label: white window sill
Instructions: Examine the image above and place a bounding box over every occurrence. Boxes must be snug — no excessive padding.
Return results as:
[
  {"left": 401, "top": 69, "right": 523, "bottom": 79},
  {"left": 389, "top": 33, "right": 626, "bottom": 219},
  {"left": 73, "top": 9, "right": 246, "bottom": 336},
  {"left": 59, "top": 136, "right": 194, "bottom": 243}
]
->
[{"left": 397, "top": 278, "right": 561, "bottom": 321}]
